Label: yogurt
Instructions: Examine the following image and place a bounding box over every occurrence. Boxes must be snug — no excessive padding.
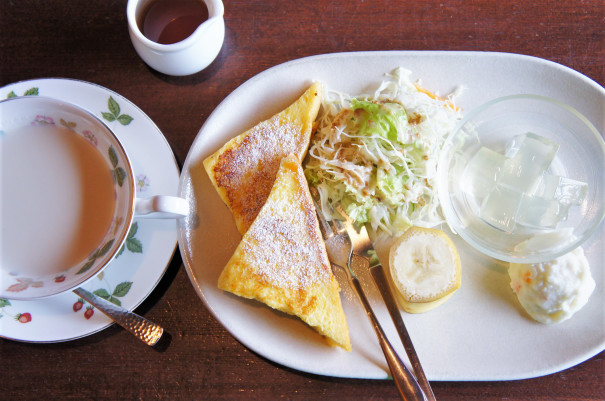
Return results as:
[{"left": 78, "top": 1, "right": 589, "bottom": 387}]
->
[{"left": 508, "top": 247, "right": 595, "bottom": 324}]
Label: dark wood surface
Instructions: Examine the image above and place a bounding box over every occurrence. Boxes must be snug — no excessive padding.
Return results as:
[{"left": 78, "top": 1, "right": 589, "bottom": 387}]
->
[{"left": 1, "top": 1, "right": 603, "bottom": 400}]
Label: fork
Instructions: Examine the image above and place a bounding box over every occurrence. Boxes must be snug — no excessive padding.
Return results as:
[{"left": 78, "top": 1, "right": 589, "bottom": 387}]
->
[
  {"left": 313, "top": 199, "right": 426, "bottom": 401},
  {"left": 336, "top": 210, "right": 436, "bottom": 401}
]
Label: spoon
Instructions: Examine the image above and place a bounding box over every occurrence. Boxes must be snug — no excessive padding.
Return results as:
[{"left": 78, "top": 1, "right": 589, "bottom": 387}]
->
[{"left": 73, "top": 287, "right": 166, "bottom": 347}]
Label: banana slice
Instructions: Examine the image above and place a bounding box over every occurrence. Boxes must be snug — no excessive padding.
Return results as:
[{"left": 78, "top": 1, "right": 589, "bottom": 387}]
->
[{"left": 389, "top": 227, "right": 461, "bottom": 313}]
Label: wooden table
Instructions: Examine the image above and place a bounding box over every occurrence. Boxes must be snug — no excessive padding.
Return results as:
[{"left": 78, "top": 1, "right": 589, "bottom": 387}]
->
[{"left": 1, "top": 1, "right": 603, "bottom": 399}]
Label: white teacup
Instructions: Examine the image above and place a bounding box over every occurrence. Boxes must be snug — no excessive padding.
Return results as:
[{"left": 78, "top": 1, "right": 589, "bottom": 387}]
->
[
  {"left": 0, "top": 96, "right": 188, "bottom": 299},
  {"left": 126, "top": 0, "right": 225, "bottom": 76}
]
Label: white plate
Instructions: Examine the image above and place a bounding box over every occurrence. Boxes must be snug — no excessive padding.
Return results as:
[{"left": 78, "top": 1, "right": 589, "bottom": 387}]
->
[
  {"left": 0, "top": 79, "right": 179, "bottom": 342},
  {"left": 178, "top": 51, "right": 605, "bottom": 381}
]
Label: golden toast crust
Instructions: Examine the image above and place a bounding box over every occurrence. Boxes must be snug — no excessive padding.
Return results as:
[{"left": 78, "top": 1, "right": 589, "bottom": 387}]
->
[
  {"left": 218, "top": 154, "right": 351, "bottom": 351},
  {"left": 203, "top": 83, "right": 321, "bottom": 234}
]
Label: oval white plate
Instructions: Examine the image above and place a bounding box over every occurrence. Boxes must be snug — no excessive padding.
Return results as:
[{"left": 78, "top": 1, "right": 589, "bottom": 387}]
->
[
  {"left": 0, "top": 79, "right": 179, "bottom": 343},
  {"left": 179, "top": 51, "right": 605, "bottom": 381}
]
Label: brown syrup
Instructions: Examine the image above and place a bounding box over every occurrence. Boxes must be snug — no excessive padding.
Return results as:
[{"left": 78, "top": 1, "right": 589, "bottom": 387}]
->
[{"left": 138, "top": 0, "right": 208, "bottom": 45}]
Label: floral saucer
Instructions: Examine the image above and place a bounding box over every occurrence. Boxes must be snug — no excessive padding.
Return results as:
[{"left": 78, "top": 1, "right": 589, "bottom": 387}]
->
[{"left": 0, "top": 79, "right": 179, "bottom": 342}]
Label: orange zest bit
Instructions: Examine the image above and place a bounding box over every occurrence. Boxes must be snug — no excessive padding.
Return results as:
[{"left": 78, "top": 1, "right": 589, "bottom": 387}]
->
[{"left": 414, "top": 83, "right": 460, "bottom": 111}]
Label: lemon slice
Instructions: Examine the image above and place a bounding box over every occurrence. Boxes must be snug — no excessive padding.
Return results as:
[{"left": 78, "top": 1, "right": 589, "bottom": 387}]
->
[{"left": 389, "top": 227, "right": 461, "bottom": 313}]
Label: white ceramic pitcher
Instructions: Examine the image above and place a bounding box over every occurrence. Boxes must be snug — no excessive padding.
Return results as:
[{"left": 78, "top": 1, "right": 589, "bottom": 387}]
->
[{"left": 127, "top": 0, "right": 225, "bottom": 76}]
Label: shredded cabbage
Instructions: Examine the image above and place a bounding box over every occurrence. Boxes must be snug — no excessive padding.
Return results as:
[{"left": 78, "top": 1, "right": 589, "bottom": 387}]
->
[{"left": 304, "top": 67, "right": 463, "bottom": 237}]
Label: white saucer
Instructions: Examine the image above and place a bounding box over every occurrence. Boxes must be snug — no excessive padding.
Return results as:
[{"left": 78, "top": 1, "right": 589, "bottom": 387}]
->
[{"left": 0, "top": 79, "right": 179, "bottom": 342}]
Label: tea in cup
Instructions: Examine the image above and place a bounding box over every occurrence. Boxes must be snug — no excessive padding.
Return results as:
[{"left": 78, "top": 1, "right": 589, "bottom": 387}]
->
[
  {"left": 0, "top": 96, "right": 188, "bottom": 299},
  {"left": 127, "top": 0, "right": 225, "bottom": 76}
]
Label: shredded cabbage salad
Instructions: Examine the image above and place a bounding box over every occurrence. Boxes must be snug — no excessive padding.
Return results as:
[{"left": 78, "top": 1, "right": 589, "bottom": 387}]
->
[{"left": 304, "top": 67, "right": 463, "bottom": 237}]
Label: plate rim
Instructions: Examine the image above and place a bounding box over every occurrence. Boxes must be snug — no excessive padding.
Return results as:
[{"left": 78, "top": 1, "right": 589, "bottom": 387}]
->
[{"left": 178, "top": 50, "right": 605, "bottom": 381}]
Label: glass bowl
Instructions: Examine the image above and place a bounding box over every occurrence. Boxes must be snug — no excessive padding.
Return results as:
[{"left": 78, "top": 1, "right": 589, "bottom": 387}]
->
[{"left": 437, "top": 94, "right": 605, "bottom": 263}]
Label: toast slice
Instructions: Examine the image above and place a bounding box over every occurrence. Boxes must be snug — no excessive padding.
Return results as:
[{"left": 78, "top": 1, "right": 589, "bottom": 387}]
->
[
  {"left": 203, "top": 83, "right": 321, "bottom": 234},
  {"left": 218, "top": 154, "right": 351, "bottom": 351}
]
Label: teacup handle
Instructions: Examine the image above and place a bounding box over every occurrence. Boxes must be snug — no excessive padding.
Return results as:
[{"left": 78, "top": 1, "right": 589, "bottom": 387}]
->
[{"left": 135, "top": 196, "right": 189, "bottom": 218}]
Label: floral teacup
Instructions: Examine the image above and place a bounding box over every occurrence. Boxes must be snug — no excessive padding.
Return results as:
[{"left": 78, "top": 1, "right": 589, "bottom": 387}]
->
[{"left": 0, "top": 96, "right": 188, "bottom": 299}]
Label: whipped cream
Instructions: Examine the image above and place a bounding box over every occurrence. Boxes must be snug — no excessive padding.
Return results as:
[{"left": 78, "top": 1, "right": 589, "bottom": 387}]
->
[{"left": 508, "top": 247, "right": 595, "bottom": 324}]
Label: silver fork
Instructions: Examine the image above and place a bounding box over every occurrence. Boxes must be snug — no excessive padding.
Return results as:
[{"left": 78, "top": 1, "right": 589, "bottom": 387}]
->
[
  {"left": 312, "top": 198, "right": 426, "bottom": 401},
  {"left": 336, "top": 209, "right": 436, "bottom": 401}
]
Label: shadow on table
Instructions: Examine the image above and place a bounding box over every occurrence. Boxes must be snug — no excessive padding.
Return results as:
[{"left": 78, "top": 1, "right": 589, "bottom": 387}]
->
[
  {"left": 0, "top": 251, "right": 183, "bottom": 352},
  {"left": 144, "top": 28, "right": 232, "bottom": 87}
]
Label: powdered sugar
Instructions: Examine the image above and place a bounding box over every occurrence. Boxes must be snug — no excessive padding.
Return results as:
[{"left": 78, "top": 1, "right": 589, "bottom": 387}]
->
[
  {"left": 213, "top": 117, "right": 305, "bottom": 231},
  {"left": 240, "top": 161, "right": 331, "bottom": 290}
]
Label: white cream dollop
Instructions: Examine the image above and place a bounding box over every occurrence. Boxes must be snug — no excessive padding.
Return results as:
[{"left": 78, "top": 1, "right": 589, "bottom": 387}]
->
[{"left": 508, "top": 247, "right": 595, "bottom": 324}]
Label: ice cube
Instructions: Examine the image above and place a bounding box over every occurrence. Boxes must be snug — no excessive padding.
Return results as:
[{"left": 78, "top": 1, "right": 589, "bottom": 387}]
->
[
  {"left": 534, "top": 173, "right": 561, "bottom": 198},
  {"left": 499, "top": 133, "right": 560, "bottom": 193},
  {"left": 480, "top": 184, "right": 523, "bottom": 232},
  {"left": 498, "top": 157, "right": 543, "bottom": 193},
  {"left": 555, "top": 177, "right": 588, "bottom": 205},
  {"left": 505, "top": 132, "right": 560, "bottom": 160},
  {"left": 516, "top": 194, "right": 571, "bottom": 229},
  {"left": 534, "top": 174, "right": 588, "bottom": 205},
  {"left": 504, "top": 134, "right": 525, "bottom": 158},
  {"left": 462, "top": 147, "right": 506, "bottom": 210}
]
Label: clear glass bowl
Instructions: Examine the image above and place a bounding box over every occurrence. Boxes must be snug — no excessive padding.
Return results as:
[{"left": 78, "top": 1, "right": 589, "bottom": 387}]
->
[{"left": 437, "top": 95, "right": 605, "bottom": 263}]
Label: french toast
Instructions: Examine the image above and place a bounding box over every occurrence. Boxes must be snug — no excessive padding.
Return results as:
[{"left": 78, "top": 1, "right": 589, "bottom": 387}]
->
[
  {"left": 203, "top": 82, "right": 321, "bottom": 234},
  {"left": 217, "top": 154, "right": 351, "bottom": 351}
]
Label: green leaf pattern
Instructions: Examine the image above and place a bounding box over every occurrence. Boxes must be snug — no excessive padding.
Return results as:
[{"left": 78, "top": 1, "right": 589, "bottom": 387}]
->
[
  {"left": 76, "top": 239, "right": 116, "bottom": 274},
  {"left": 24, "top": 88, "right": 39, "bottom": 96},
  {"left": 102, "top": 96, "right": 133, "bottom": 126},
  {"left": 91, "top": 281, "right": 133, "bottom": 307},
  {"left": 108, "top": 146, "right": 119, "bottom": 168},
  {"left": 113, "top": 166, "right": 127, "bottom": 187},
  {"left": 6, "top": 87, "right": 39, "bottom": 98},
  {"left": 117, "top": 114, "right": 134, "bottom": 125},
  {"left": 117, "top": 222, "right": 143, "bottom": 257},
  {"left": 108, "top": 146, "right": 126, "bottom": 187},
  {"left": 60, "top": 118, "right": 77, "bottom": 130},
  {"left": 113, "top": 282, "right": 133, "bottom": 297}
]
